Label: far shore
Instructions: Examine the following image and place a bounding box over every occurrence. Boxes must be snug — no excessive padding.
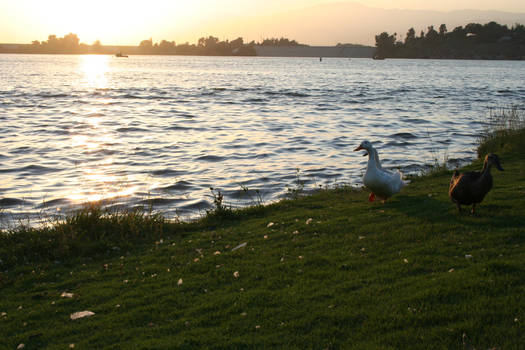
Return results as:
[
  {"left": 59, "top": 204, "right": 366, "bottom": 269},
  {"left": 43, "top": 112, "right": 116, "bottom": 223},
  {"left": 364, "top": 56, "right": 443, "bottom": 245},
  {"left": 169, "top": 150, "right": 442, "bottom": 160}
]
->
[
  {"left": 0, "top": 43, "right": 375, "bottom": 58},
  {"left": 3, "top": 44, "right": 524, "bottom": 60}
]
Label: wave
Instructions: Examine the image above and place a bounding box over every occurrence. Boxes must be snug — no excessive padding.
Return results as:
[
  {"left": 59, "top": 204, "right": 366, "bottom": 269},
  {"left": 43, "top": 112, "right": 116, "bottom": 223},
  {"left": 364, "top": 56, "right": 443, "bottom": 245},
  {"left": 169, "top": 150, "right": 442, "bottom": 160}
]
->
[
  {"left": 35, "top": 92, "right": 70, "bottom": 98},
  {"left": 315, "top": 104, "right": 341, "bottom": 111},
  {"left": 390, "top": 132, "right": 418, "bottom": 139},
  {"left": 10, "top": 164, "right": 61, "bottom": 175},
  {"left": 158, "top": 181, "right": 193, "bottom": 191},
  {"left": 385, "top": 141, "right": 412, "bottom": 147},
  {"left": 180, "top": 199, "right": 211, "bottom": 211},
  {"left": 404, "top": 118, "right": 429, "bottom": 124},
  {"left": 195, "top": 155, "right": 225, "bottom": 162},
  {"left": 243, "top": 98, "right": 268, "bottom": 103},
  {"left": 0, "top": 198, "right": 30, "bottom": 207},
  {"left": 150, "top": 169, "right": 186, "bottom": 177},
  {"left": 138, "top": 197, "right": 182, "bottom": 206},
  {"left": 117, "top": 127, "right": 148, "bottom": 133},
  {"left": 167, "top": 125, "right": 207, "bottom": 132},
  {"left": 35, "top": 198, "right": 71, "bottom": 209},
  {"left": 264, "top": 90, "right": 310, "bottom": 98}
]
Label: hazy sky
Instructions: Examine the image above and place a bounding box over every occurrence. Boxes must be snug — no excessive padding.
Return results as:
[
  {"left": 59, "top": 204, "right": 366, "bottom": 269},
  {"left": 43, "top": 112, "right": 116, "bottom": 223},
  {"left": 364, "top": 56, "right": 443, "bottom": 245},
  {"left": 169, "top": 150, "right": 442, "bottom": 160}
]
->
[{"left": 1, "top": 0, "right": 524, "bottom": 45}]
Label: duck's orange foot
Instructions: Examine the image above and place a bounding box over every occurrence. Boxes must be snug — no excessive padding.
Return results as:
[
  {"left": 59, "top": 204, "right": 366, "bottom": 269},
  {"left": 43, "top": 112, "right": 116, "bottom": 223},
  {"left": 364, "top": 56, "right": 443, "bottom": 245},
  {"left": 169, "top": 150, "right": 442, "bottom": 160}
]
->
[{"left": 368, "top": 193, "right": 376, "bottom": 202}]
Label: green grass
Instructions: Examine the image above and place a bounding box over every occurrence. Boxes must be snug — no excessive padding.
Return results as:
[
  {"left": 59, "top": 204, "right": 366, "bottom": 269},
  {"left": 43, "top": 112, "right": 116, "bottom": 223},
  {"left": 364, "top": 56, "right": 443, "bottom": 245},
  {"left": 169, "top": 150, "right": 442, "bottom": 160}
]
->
[{"left": 1, "top": 127, "right": 525, "bottom": 349}]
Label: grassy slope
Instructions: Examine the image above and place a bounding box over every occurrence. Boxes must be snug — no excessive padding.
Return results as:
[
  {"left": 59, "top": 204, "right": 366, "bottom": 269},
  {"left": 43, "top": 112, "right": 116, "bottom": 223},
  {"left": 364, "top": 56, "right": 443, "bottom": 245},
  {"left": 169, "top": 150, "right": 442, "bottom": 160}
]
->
[{"left": 1, "top": 151, "right": 524, "bottom": 349}]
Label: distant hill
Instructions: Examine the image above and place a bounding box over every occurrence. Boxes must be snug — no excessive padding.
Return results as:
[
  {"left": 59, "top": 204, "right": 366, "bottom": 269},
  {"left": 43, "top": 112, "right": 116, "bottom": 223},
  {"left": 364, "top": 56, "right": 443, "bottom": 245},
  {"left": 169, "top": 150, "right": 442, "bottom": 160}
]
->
[{"left": 207, "top": 2, "right": 525, "bottom": 46}]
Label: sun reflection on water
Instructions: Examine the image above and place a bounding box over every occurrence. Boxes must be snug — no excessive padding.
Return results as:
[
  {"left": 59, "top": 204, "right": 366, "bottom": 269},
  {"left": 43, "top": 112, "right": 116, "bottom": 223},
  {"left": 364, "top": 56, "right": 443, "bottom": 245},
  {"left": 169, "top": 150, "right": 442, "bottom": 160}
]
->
[
  {"left": 79, "top": 55, "right": 109, "bottom": 88},
  {"left": 67, "top": 158, "right": 140, "bottom": 204},
  {"left": 67, "top": 57, "right": 139, "bottom": 204},
  {"left": 69, "top": 183, "right": 139, "bottom": 204}
]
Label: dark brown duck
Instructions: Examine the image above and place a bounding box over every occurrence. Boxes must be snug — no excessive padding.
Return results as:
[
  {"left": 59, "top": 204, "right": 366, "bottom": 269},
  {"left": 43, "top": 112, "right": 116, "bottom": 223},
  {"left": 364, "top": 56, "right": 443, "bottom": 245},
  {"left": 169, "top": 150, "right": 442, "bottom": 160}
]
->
[{"left": 449, "top": 153, "right": 504, "bottom": 214}]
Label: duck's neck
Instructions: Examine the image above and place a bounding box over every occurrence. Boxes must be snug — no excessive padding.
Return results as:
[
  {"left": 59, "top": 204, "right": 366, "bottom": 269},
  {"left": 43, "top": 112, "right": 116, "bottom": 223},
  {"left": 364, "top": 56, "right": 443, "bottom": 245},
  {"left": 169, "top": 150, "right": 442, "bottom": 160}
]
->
[
  {"left": 481, "top": 160, "right": 492, "bottom": 175},
  {"left": 367, "top": 148, "right": 379, "bottom": 169}
]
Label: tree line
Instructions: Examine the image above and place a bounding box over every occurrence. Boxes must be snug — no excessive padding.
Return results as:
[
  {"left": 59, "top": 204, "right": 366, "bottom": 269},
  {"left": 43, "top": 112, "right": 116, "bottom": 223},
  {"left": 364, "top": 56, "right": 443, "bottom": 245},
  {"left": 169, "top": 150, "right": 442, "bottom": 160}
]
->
[
  {"left": 375, "top": 21, "right": 525, "bottom": 60},
  {"left": 10, "top": 34, "right": 305, "bottom": 55}
]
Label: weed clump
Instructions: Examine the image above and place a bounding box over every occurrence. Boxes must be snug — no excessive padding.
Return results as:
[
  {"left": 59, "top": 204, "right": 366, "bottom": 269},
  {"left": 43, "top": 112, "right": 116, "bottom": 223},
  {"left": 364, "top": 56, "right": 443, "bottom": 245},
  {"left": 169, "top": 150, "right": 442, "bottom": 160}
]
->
[
  {"left": 477, "top": 107, "right": 525, "bottom": 157},
  {"left": 0, "top": 203, "right": 167, "bottom": 269},
  {"left": 203, "top": 187, "right": 237, "bottom": 223}
]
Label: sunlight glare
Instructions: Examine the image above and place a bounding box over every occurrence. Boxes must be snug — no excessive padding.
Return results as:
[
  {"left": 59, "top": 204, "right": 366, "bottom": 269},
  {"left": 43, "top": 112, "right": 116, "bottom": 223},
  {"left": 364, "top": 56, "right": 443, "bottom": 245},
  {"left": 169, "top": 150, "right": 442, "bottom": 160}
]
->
[
  {"left": 68, "top": 186, "right": 139, "bottom": 203},
  {"left": 71, "top": 135, "right": 100, "bottom": 150},
  {"left": 79, "top": 55, "right": 109, "bottom": 88},
  {"left": 68, "top": 165, "right": 139, "bottom": 204}
]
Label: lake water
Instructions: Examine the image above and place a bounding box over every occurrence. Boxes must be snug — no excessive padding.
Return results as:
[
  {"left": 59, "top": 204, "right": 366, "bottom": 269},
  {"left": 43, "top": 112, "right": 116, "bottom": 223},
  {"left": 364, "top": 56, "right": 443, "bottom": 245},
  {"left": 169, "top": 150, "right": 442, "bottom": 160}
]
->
[{"left": 1, "top": 54, "right": 524, "bottom": 226}]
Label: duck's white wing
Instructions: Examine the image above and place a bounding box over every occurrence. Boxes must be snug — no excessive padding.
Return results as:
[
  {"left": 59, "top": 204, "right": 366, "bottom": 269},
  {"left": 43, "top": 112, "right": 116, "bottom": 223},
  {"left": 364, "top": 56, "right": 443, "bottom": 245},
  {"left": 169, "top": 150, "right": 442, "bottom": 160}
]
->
[{"left": 364, "top": 167, "right": 405, "bottom": 198}]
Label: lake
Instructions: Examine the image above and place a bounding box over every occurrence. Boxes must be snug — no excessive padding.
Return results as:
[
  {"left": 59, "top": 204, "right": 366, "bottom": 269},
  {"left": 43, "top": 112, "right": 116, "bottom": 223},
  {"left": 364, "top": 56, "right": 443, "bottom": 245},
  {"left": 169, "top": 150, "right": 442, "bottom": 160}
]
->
[{"left": 1, "top": 54, "right": 524, "bottom": 226}]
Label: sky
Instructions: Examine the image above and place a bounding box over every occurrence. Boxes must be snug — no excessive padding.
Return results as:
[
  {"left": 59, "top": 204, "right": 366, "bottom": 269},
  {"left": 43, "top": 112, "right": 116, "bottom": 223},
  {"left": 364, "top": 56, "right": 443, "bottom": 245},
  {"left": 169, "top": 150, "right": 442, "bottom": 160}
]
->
[{"left": 1, "top": 0, "right": 525, "bottom": 46}]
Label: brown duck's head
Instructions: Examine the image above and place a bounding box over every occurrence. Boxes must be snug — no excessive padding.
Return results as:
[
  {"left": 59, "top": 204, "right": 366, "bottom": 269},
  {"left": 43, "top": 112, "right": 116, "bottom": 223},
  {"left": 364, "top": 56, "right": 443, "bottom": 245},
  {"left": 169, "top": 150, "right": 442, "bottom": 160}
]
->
[{"left": 485, "top": 153, "right": 504, "bottom": 171}]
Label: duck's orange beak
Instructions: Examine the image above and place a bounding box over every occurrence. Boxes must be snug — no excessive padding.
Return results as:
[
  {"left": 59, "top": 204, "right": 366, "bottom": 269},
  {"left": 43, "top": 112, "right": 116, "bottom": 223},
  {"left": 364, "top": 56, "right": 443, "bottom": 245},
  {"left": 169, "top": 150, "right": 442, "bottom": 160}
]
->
[{"left": 354, "top": 145, "right": 368, "bottom": 156}]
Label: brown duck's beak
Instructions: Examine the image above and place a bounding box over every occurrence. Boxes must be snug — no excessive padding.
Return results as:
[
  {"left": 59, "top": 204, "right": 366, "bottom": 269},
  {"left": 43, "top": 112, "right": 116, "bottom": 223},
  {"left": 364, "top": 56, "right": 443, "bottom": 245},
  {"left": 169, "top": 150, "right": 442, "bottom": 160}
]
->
[{"left": 494, "top": 156, "right": 504, "bottom": 171}]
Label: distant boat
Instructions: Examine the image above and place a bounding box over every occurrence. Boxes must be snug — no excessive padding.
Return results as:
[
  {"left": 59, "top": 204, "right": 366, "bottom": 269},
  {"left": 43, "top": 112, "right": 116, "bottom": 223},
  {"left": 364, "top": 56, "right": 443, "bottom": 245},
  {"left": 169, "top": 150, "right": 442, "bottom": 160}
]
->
[
  {"left": 373, "top": 54, "right": 385, "bottom": 60},
  {"left": 115, "top": 52, "right": 128, "bottom": 58}
]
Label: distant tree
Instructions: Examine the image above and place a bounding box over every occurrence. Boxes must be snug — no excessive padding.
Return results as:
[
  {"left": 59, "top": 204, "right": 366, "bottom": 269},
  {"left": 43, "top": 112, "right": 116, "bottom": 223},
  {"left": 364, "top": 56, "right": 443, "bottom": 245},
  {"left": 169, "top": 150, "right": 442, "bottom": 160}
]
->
[
  {"left": 92, "top": 40, "right": 102, "bottom": 53},
  {"left": 21, "top": 33, "right": 259, "bottom": 56},
  {"left": 198, "top": 36, "right": 219, "bottom": 49},
  {"left": 405, "top": 27, "right": 416, "bottom": 45},
  {"left": 61, "top": 33, "right": 80, "bottom": 50},
  {"left": 158, "top": 40, "right": 175, "bottom": 53},
  {"left": 513, "top": 23, "right": 525, "bottom": 34},
  {"left": 375, "top": 20, "right": 525, "bottom": 59},
  {"left": 480, "top": 21, "right": 508, "bottom": 42},
  {"left": 259, "top": 37, "right": 304, "bottom": 46},
  {"left": 425, "top": 26, "right": 439, "bottom": 42},
  {"left": 450, "top": 26, "right": 466, "bottom": 39},
  {"left": 230, "top": 37, "right": 244, "bottom": 50},
  {"left": 439, "top": 24, "right": 448, "bottom": 37},
  {"left": 139, "top": 38, "right": 154, "bottom": 52},
  {"left": 46, "top": 35, "right": 58, "bottom": 50},
  {"left": 465, "top": 23, "right": 483, "bottom": 35},
  {"left": 374, "top": 31, "right": 396, "bottom": 57}
]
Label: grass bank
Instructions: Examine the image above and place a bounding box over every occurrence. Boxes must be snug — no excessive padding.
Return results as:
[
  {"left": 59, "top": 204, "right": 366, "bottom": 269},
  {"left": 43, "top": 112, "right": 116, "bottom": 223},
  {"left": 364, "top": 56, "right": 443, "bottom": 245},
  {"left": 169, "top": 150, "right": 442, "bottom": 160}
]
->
[{"left": 1, "top": 110, "right": 524, "bottom": 349}]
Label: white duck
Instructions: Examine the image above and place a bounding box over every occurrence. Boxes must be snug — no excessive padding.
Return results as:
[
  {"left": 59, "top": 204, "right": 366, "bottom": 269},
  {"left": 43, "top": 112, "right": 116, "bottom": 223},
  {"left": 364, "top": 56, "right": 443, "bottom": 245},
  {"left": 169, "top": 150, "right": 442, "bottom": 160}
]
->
[{"left": 354, "top": 140, "right": 407, "bottom": 202}]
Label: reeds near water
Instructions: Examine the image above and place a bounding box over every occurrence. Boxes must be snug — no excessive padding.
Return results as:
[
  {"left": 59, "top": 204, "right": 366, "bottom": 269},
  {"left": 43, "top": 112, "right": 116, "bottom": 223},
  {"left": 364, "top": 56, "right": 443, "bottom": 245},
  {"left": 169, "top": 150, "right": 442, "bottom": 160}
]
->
[
  {"left": 0, "top": 204, "right": 167, "bottom": 268},
  {"left": 477, "top": 106, "right": 525, "bottom": 157}
]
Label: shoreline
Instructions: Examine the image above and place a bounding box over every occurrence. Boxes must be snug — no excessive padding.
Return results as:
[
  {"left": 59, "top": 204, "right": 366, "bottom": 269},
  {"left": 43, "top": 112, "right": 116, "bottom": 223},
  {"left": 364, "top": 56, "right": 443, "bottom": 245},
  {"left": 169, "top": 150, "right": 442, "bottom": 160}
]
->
[{"left": 0, "top": 44, "right": 375, "bottom": 58}]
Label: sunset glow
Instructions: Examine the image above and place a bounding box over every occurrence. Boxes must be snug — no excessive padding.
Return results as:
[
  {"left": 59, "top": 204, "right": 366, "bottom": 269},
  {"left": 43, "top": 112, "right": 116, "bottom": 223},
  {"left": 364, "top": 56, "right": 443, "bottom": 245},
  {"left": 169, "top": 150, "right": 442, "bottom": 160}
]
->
[{"left": 1, "top": 0, "right": 524, "bottom": 46}]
